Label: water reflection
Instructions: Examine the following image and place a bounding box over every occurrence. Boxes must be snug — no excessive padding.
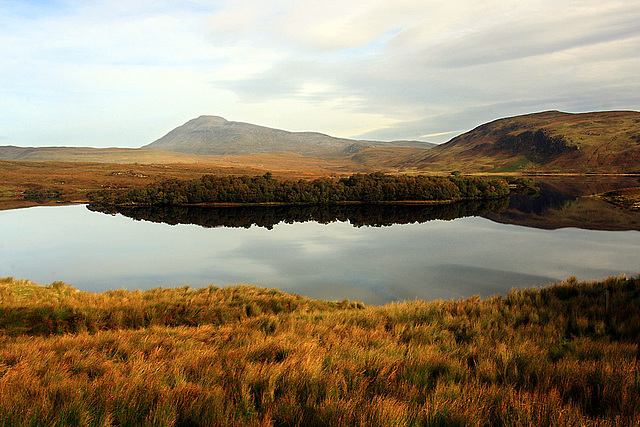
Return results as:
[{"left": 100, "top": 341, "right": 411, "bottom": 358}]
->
[
  {"left": 1, "top": 202, "right": 639, "bottom": 305},
  {"left": 2, "top": 178, "right": 640, "bottom": 305},
  {"left": 88, "top": 198, "right": 509, "bottom": 229},
  {"left": 486, "top": 179, "right": 640, "bottom": 231},
  {"left": 87, "top": 177, "right": 640, "bottom": 231}
]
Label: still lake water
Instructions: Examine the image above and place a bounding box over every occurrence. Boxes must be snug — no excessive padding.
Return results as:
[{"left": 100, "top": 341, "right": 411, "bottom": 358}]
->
[{"left": 2, "top": 189, "right": 639, "bottom": 305}]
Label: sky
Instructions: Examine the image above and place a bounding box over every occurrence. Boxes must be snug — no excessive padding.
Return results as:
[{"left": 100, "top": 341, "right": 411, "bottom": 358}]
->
[{"left": 1, "top": 0, "right": 639, "bottom": 148}]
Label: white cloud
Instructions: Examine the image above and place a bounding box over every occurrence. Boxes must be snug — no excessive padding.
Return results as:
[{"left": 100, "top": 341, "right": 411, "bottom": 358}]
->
[{"left": 0, "top": 0, "right": 638, "bottom": 147}]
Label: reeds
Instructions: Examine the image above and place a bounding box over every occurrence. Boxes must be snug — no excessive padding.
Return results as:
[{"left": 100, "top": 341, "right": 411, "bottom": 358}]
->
[{"left": 1, "top": 275, "right": 638, "bottom": 426}]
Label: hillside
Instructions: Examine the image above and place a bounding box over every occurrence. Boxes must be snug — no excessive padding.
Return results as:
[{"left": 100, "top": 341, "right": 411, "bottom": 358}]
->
[
  {"left": 415, "top": 110, "right": 640, "bottom": 173},
  {"left": 142, "top": 115, "right": 436, "bottom": 157}
]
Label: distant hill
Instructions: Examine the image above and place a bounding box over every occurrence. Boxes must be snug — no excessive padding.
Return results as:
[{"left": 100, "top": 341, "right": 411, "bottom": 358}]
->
[
  {"left": 142, "top": 115, "right": 436, "bottom": 157},
  {"left": 0, "top": 146, "right": 211, "bottom": 164},
  {"left": 415, "top": 110, "right": 640, "bottom": 173}
]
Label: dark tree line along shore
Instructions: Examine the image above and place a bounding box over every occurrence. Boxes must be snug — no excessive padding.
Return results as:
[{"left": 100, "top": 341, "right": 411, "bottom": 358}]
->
[{"left": 88, "top": 173, "right": 511, "bottom": 206}]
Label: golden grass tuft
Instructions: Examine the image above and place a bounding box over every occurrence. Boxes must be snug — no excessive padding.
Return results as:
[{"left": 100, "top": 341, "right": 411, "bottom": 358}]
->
[{"left": 1, "top": 275, "right": 639, "bottom": 426}]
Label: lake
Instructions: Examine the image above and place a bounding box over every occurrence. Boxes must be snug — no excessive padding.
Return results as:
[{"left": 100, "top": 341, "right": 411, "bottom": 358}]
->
[{"left": 1, "top": 179, "right": 639, "bottom": 304}]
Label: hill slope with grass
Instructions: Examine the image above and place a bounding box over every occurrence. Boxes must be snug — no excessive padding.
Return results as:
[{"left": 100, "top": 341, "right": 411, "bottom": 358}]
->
[
  {"left": 0, "top": 275, "right": 638, "bottom": 426},
  {"left": 142, "top": 115, "right": 436, "bottom": 157},
  {"left": 415, "top": 110, "right": 640, "bottom": 173}
]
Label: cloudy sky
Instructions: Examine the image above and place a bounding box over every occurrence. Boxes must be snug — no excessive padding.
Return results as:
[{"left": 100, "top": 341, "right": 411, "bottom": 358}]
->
[{"left": 1, "top": 0, "right": 639, "bottom": 148}]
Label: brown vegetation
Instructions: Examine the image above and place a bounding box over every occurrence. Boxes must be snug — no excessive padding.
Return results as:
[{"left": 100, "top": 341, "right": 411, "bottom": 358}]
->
[
  {"left": 0, "top": 159, "right": 360, "bottom": 211},
  {"left": 415, "top": 110, "right": 640, "bottom": 173},
  {"left": 1, "top": 275, "right": 639, "bottom": 426}
]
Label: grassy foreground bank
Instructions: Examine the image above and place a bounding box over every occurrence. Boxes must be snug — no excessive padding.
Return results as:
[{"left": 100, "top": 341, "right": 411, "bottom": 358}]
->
[{"left": 1, "top": 276, "right": 639, "bottom": 426}]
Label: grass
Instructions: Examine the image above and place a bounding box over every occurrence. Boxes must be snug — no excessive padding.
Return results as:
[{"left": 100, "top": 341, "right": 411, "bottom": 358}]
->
[
  {"left": 1, "top": 275, "right": 639, "bottom": 426},
  {"left": 493, "top": 159, "right": 532, "bottom": 173}
]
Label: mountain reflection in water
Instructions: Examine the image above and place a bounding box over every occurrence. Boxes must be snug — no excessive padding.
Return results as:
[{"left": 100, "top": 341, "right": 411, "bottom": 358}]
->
[{"left": 486, "top": 179, "right": 640, "bottom": 231}]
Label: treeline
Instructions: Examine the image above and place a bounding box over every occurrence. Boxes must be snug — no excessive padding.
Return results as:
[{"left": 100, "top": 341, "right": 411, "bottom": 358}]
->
[{"left": 88, "top": 172, "right": 510, "bottom": 206}]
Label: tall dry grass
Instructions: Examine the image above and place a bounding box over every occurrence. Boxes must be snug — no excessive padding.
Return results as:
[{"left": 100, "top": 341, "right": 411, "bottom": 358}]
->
[{"left": 0, "top": 275, "right": 638, "bottom": 426}]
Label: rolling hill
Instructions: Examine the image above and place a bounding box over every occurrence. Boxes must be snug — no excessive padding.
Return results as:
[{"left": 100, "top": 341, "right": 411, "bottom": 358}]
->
[
  {"left": 142, "top": 115, "right": 436, "bottom": 157},
  {"left": 1, "top": 111, "right": 639, "bottom": 175},
  {"left": 414, "top": 110, "right": 640, "bottom": 173}
]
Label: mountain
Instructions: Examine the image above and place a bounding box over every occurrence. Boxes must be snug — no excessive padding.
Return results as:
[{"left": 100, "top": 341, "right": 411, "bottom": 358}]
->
[
  {"left": 415, "top": 110, "right": 640, "bottom": 173},
  {"left": 142, "top": 115, "right": 436, "bottom": 157}
]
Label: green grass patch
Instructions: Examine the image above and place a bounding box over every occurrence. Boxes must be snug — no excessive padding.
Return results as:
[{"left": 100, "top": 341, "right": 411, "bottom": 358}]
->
[
  {"left": 0, "top": 186, "right": 16, "bottom": 200},
  {"left": 0, "top": 277, "right": 40, "bottom": 297},
  {"left": 494, "top": 159, "right": 531, "bottom": 173}
]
